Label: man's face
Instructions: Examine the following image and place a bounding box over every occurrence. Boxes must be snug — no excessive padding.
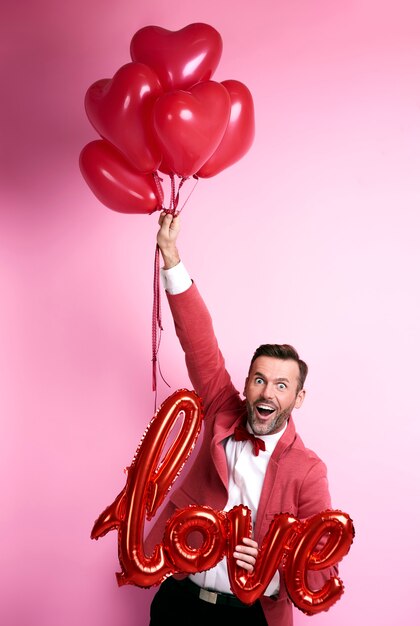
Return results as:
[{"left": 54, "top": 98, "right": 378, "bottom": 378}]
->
[{"left": 244, "top": 356, "right": 305, "bottom": 435}]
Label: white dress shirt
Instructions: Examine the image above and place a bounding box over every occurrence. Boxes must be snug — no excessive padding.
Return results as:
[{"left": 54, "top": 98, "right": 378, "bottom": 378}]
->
[{"left": 161, "top": 261, "right": 192, "bottom": 294}]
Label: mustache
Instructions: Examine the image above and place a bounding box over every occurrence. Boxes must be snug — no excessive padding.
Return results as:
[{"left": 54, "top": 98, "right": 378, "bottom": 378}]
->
[{"left": 253, "top": 398, "right": 277, "bottom": 409}]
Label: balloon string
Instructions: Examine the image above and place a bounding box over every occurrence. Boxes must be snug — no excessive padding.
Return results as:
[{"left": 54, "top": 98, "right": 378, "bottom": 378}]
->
[
  {"left": 151, "top": 172, "right": 173, "bottom": 396},
  {"left": 152, "top": 244, "right": 170, "bottom": 406},
  {"left": 166, "top": 174, "right": 199, "bottom": 214},
  {"left": 151, "top": 172, "right": 197, "bottom": 403},
  {"left": 169, "top": 173, "right": 176, "bottom": 213},
  {"left": 177, "top": 176, "right": 199, "bottom": 214},
  {"left": 152, "top": 244, "right": 161, "bottom": 393},
  {"left": 153, "top": 172, "right": 165, "bottom": 209},
  {"left": 173, "top": 177, "right": 186, "bottom": 210}
]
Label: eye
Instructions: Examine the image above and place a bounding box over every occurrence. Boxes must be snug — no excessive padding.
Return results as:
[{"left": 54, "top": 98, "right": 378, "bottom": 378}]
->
[
  {"left": 255, "top": 377, "right": 264, "bottom": 385},
  {"left": 277, "top": 383, "right": 286, "bottom": 390}
]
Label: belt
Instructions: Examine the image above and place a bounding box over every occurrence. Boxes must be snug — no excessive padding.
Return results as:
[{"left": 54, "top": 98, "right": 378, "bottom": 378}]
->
[{"left": 175, "top": 576, "right": 251, "bottom": 608}]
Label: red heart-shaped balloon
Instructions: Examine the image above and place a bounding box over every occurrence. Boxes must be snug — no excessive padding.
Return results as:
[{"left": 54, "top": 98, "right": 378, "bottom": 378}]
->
[
  {"left": 85, "top": 63, "right": 163, "bottom": 173},
  {"left": 197, "top": 80, "right": 255, "bottom": 178},
  {"left": 79, "top": 140, "right": 161, "bottom": 214},
  {"left": 130, "top": 23, "right": 223, "bottom": 92},
  {"left": 153, "top": 81, "right": 230, "bottom": 178}
]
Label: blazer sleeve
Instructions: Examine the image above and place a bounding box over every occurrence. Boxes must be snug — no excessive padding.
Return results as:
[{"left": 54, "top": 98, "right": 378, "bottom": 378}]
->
[
  {"left": 167, "top": 282, "right": 241, "bottom": 416},
  {"left": 297, "top": 459, "right": 331, "bottom": 519}
]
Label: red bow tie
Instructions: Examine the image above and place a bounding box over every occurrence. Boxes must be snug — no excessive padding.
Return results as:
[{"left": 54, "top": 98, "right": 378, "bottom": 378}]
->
[{"left": 234, "top": 423, "right": 266, "bottom": 456}]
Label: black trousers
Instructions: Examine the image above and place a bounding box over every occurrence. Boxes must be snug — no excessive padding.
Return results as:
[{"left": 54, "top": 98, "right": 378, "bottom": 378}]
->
[{"left": 150, "top": 577, "right": 268, "bottom": 626}]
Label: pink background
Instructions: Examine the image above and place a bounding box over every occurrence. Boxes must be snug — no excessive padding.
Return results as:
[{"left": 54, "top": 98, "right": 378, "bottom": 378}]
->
[{"left": 1, "top": 0, "right": 419, "bottom": 624}]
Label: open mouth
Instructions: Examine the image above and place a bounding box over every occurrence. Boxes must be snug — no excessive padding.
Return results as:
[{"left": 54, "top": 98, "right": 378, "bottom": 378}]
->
[{"left": 255, "top": 404, "right": 276, "bottom": 418}]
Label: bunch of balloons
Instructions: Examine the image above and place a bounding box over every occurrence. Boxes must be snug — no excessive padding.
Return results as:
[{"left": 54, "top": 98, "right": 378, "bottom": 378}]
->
[{"left": 80, "top": 23, "right": 255, "bottom": 214}]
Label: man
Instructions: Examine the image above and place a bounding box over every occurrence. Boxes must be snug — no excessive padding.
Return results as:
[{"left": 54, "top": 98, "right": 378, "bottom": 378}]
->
[{"left": 148, "top": 212, "right": 333, "bottom": 626}]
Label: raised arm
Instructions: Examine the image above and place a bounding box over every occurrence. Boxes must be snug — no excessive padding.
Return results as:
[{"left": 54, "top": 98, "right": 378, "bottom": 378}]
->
[{"left": 156, "top": 212, "right": 241, "bottom": 416}]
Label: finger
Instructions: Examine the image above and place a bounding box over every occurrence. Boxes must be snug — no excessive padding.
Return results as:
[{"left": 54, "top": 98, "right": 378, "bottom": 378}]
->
[
  {"left": 234, "top": 543, "right": 258, "bottom": 561},
  {"left": 235, "top": 539, "right": 258, "bottom": 557},
  {"left": 240, "top": 537, "right": 259, "bottom": 549},
  {"left": 235, "top": 543, "right": 258, "bottom": 557},
  {"left": 233, "top": 550, "right": 256, "bottom": 565},
  {"left": 168, "top": 215, "right": 180, "bottom": 230},
  {"left": 159, "top": 212, "right": 174, "bottom": 233},
  {"left": 234, "top": 558, "right": 254, "bottom": 572}
]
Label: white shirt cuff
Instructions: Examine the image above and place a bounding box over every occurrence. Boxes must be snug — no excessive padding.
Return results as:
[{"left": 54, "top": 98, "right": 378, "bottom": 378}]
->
[{"left": 161, "top": 261, "right": 192, "bottom": 295}]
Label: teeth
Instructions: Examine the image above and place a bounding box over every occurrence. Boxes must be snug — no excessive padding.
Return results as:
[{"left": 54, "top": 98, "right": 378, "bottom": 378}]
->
[{"left": 256, "top": 404, "right": 275, "bottom": 417}]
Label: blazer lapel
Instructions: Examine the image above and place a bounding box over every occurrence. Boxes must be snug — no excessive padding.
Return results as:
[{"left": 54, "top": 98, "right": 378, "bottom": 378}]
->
[{"left": 211, "top": 405, "right": 246, "bottom": 490}]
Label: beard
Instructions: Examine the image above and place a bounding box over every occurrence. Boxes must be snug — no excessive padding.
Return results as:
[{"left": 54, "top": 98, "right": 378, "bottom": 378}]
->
[{"left": 246, "top": 399, "right": 293, "bottom": 435}]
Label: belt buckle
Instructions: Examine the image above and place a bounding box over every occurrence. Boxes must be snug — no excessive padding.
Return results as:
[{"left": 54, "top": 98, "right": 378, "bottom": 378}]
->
[{"left": 199, "top": 588, "right": 218, "bottom": 604}]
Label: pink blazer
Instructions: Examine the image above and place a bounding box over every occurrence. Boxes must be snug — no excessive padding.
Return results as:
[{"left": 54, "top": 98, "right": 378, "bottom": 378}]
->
[{"left": 146, "top": 283, "right": 334, "bottom": 626}]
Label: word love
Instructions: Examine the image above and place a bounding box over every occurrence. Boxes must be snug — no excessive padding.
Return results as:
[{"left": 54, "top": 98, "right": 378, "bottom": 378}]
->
[{"left": 91, "top": 389, "right": 354, "bottom": 615}]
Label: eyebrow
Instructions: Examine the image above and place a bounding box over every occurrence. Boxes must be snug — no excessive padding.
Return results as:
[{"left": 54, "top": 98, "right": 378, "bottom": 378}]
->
[{"left": 254, "top": 372, "right": 290, "bottom": 383}]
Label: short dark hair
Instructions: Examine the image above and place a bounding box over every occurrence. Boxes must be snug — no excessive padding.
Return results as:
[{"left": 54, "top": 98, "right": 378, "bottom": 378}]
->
[{"left": 250, "top": 344, "right": 308, "bottom": 392}]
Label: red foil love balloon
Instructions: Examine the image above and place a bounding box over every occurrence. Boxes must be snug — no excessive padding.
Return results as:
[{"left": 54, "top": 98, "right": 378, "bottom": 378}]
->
[
  {"left": 197, "top": 80, "right": 255, "bottom": 178},
  {"left": 85, "top": 63, "right": 163, "bottom": 173},
  {"left": 92, "top": 388, "right": 355, "bottom": 616},
  {"left": 79, "top": 140, "right": 161, "bottom": 214},
  {"left": 130, "top": 23, "right": 223, "bottom": 92},
  {"left": 153, "top": 81, "right": 230, "bottom": 178}
]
